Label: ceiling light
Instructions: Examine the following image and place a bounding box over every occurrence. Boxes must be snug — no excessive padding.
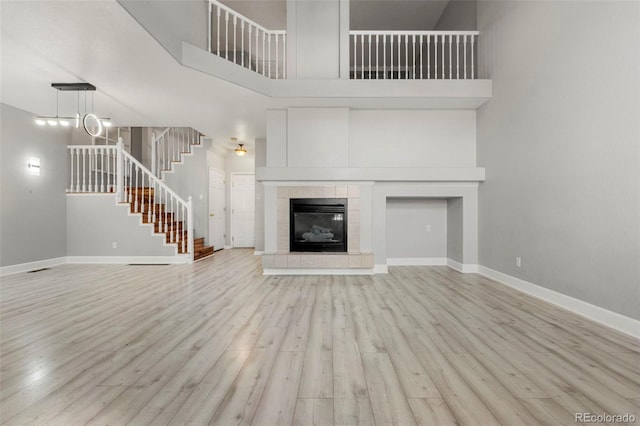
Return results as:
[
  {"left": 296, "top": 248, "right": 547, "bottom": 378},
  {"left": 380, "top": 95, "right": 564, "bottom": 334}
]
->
[
  {"left": 35, "top": 119, "right": 46, "bottom": 126},
  {"left": 47, "top": 119, "right": 58, "bottom": 126},
  {"left": 102, "top": 120, "right": 112, "bottom": 128},
  {"left": 232, "top": 138, "right": 247, "bottom": 156},
  {"left": 59, "top": 119, "right": 70, "bottom": 127}
]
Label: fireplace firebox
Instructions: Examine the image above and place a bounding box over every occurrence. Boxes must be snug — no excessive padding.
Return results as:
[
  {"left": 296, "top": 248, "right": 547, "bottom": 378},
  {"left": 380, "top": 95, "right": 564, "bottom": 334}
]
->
[{"left": 290, "top": 198, "right": 347, "bottom": 252}]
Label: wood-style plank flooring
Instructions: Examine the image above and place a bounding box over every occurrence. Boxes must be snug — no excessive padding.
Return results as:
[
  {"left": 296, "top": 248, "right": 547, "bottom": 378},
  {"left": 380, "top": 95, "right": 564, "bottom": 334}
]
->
[{"left": 1, "top": 249, "right": 638, "bottom": 425}]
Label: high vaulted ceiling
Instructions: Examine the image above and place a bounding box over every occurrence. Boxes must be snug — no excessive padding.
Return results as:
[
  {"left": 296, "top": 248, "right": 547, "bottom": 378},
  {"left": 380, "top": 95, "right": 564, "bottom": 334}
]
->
[
  {"left": 1, "top": 0, "right": 270, "bottom": 150},
  {"left": 1, "top": 0, "right": 453, "bottom": 150}
]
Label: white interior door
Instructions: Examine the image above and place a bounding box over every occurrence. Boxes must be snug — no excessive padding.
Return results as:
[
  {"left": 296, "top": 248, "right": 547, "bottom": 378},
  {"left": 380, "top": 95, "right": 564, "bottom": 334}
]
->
[
  {"left": 208, "top": 168, "right": 226, "bottom": 251},
  {"left": 231, "top": 174, "right": 255, "bottom": 248}
]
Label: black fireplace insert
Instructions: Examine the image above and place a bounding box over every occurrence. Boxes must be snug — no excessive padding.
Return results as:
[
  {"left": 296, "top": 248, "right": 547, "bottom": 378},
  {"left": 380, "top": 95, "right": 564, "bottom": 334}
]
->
[{"left": 290, "top": 198, "right": 347, "bottom": 252}]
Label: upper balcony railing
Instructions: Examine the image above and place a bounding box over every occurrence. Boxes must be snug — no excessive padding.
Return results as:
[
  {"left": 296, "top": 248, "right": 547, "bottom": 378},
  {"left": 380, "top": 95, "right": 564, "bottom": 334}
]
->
[
  {"left": 350, "top": 31, "right": 478, "bottom": 80},
  {"left": 208, "top": 0, "right": 287, "bottom": 79},
  {"left": 206, "top": 1, "right": 478, "bottom": 81}
]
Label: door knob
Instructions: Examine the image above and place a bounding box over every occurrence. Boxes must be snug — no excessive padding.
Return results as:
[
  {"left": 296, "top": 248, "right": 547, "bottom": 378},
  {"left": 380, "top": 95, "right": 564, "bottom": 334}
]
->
[{"left": 209, "top": 213, "right": 215, "bottom": 217}]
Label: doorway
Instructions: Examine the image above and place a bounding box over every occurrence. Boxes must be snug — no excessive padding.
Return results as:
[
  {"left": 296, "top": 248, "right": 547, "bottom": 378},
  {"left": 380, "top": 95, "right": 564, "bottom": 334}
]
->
[
  {"left": 208, "top": 168, "right": 226, "bottom": 251},
  {"left": 231, "top": 173, "right": 255, "bottom": 248}
]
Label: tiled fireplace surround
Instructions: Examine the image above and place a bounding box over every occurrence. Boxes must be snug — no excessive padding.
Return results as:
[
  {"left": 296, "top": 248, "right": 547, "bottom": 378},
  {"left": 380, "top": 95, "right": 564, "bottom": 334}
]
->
[{"left": 261, "top": 185, "right": 374, "bottom": 272}]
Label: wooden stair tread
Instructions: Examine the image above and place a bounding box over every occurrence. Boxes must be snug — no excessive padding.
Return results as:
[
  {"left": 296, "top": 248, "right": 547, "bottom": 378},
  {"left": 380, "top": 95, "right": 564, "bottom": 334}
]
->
[{"left": 121, "top": 181, "right": 211, "bottom": 260}]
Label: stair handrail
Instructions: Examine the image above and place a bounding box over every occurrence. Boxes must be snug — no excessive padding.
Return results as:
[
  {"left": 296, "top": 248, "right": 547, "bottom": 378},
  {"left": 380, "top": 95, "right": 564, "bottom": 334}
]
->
[
  {"left": 209, "top": 0, "right": 284, "bottom": 37},
  {"left": 151, "top": 127, "right": 201, "bottom": 176},
  {"left": 207, "top": 0, "right": 287, "bottom": 79},
  {"left": 150, "top": 128, "right": 170, "bottom": 175},
  {"left": 66, "top": 142, "right": 194, "bottom": 260},
  {"left": 118, "top": 141, "right": 194, "bottom": 260}
]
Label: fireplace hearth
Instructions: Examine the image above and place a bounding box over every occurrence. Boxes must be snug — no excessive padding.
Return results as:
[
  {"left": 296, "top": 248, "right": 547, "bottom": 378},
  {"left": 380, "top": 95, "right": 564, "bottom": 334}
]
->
[{"left": 290, "top": 198, "right": 347, "bottom": 252}]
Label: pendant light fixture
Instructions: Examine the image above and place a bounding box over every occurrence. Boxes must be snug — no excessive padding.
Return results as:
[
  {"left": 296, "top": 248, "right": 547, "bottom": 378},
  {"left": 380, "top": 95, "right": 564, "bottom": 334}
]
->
[{"left": 35, "top": 83, "right": 111, "bottom": 136}]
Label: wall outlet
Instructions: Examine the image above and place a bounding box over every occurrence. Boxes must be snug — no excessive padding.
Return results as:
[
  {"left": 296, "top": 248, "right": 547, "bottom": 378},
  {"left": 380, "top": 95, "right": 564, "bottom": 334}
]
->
[
  {"left": 515, "top": 256, "right": 522, "bottom": 268},
  {"left": 425, "top": 224, "right": 431, "bottom": 232},
  {"left": 112, "top": 242, "right": 117, "bottom": 249}
]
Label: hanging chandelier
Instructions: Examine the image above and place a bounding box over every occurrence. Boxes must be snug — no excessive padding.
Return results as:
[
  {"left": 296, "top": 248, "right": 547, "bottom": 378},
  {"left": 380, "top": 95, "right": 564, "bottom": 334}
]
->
[{"left": 34, "top": 82, "right": 111, "bottom": 136}]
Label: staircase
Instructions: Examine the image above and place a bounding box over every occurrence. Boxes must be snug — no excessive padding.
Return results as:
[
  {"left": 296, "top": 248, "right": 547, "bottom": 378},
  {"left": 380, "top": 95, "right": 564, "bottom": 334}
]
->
[
  {"left": 152, "top": 127, "right": 203, "bottom": 177},
  {"left": 67, "top": 139, "right": 214, "bottom": 263},
  {"left": 125, "top": 187, "right": 214, "bottom": 260}
]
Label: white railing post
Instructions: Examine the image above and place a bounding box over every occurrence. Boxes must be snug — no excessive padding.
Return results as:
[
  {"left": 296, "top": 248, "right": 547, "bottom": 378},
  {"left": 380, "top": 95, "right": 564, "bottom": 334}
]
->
[
  {"left": 208, "top": 1, "right": 212, "bottom": 53},
  {"left": 116, "top": 139, "right": 124, "bottom": 202},
  {"left": 187, "top": 196, "right": 194, "bottom": 262},
  {"left": 151, "top": 131, "right": 157, "bottom": 176}
]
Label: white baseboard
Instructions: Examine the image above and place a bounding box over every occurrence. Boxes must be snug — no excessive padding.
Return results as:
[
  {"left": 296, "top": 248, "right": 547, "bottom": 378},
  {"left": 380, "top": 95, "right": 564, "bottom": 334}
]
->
[
  {"left": 224, "top": 245, "right": 233, "bottom": 250},
  {"left": 66, "top": 256, "right": 190, "bottom": 265},
  {"left": 446, "top": 259, "right": 479, "bottom": 273},
  {"left": 263, "top": 268, "right": 374, "bottom": 276},
  {"left": 254, "top": 251, "right": 264, "bottom": 256},
  {"left": 374, "top": 264, "right": 389, "bottom": 274},
  {"left": 477, "top": 265, "right": 640, "bottom": 339},
  {"left": 387, "top": 257, "right": 447, "bottom": 266},
  {"left": 0, "top": 257, "right": 67, "bottom": 276}
]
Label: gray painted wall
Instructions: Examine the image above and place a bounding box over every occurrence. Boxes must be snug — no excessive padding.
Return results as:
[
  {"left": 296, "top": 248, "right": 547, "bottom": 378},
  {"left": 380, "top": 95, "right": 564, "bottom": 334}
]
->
[
  {"left": 67, "top": 195, "right": 176, "bottom": 256},
  {"left": 0, "top": 103, "right": 70, "bottom": 267},
  {"left": 386, "top": 198, "right": 447, "bottom": 259},
  {"left": 117, "top": 0, "right": 207, "bottom": 61},
  {"left": 161, "top": 142, "right": 211, "bottom": 245},
  {"left": 435, "top": 0, "right": 477, "bottom": 30},
  {"left": 477, "top": 1, "right": 640, "bottom": 320}
]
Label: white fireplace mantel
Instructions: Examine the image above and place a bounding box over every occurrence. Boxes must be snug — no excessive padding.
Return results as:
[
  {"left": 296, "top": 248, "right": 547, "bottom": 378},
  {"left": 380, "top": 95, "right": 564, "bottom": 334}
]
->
[{"left": 256, "top": 167, "right": 485, "bottom": 183}]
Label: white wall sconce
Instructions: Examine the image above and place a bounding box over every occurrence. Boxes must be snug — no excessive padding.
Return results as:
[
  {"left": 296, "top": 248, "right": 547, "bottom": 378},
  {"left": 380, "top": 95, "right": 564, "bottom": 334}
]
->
[{"left": 28, "top": 157, "right": 41, "bottom": 176}]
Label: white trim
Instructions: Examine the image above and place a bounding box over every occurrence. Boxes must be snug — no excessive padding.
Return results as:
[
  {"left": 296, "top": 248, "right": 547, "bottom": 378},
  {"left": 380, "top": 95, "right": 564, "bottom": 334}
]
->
[
  {"left": 254, "top": 251, "right": 264, "bottom": 256},
  {"left": 224, "top": 245, "right": 233, "bottom": 250},
  {"left": 264, "top": 268, "right": 374, "bottom": 276},
  {"left": 446, "top": 258, "right": 478, "bottom": 273},
  {"left": 374, "top": 264, "right": 389, "bottom": 274},
  {"left": 67, "top": 256, "right": 190, "bottom": 265},
  {"left": 387, "top": 257, "right": 447, "bottom": 266},
  {"left": 477, "top": 265, "right": 640, "bottom": 339},
  {"left": 0, "top": 257, "right": 67, "bottom": 276}
]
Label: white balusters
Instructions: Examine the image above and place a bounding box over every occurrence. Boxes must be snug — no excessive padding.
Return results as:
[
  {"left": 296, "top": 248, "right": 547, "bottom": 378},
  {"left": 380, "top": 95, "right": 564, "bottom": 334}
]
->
[
  {"left": 208, "top": 0, "right": 286, "bottom": 79},
  {"left": 66, "top": 142, "right": 194, "bottom": 258},
  {"left": 427, "top": 34, "right": 431, "bottom": 79},
  {"left": 349, "top": 31, "right": 478, "bottom": 80},
  {"left": 151, "top": 127, "right": 201, "bottom": 179},
  {"left": 66, "top": 146, "right": 118, "bottom": 194}
]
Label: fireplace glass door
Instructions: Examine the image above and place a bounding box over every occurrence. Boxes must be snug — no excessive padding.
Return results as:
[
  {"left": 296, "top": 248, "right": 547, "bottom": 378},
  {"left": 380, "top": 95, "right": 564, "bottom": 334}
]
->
[{"left": 290, "top": 198, "right": 347, "bottom": 252}]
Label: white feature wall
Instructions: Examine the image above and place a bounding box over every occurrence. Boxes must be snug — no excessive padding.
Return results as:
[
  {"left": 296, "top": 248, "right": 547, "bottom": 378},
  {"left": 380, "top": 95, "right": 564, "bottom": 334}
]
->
[
  {"left": 267, "top": 108, "right": 477, "bottom": 169},
  {"left": 349, "top": 110, "right": 476, "bottom": 168},
  {"left": 287, "top": 108, "right": 349, "bottom": 167}
]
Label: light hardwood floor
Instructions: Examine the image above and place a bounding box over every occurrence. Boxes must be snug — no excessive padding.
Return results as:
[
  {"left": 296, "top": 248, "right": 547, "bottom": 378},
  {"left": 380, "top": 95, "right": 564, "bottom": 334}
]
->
[{"left": 1, "top": 249, "right": 638, "bottom": 425}]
